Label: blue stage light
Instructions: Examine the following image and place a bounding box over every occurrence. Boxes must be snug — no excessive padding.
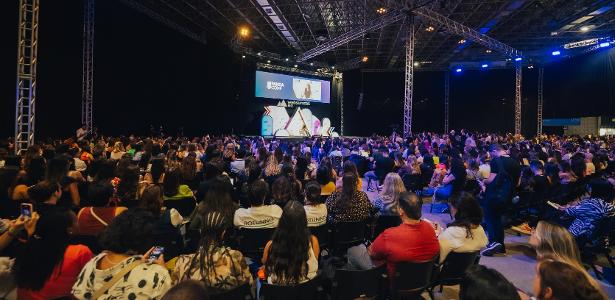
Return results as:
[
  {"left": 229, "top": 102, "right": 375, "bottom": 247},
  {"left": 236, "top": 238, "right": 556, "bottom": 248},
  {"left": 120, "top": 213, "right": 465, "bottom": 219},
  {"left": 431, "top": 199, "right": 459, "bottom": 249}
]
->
[
  {"left": 455, "top": 68, "right": 462, "bottom": 73},
  {"left": 481, "top": 64, "right": 488, "bottom": 68},
  {"left": 599, "top": 42, "right": 610, "bottom": 48},
  {"left": 552, "top": 51, "right": 561, "bottom": 56},
  {"left": 514, "top": 57, "right": 522, "bottom": 61}
]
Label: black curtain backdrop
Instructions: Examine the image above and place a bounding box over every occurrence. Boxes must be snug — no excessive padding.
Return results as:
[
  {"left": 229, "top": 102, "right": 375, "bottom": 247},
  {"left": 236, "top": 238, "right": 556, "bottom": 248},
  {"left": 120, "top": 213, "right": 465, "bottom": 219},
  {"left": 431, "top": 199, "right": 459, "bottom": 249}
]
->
[{"left": 1, "top": 1, "right": 614, "bottom": 138}]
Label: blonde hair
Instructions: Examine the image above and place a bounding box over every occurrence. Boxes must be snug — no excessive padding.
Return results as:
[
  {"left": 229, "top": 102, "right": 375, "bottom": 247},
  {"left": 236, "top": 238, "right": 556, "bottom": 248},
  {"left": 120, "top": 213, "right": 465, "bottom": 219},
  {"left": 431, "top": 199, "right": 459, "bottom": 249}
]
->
[
  {"left": 112, "top": 141, "right": 125, "bottom": 153},
  {"left": 379, "top": 173, "right": 406, "bottom": 204},
  {"left": 264, "top": 155, "right": 281, "bottom": 177},
  {"left": 534, "top": 221, "right": 605, "bottom": 294}
]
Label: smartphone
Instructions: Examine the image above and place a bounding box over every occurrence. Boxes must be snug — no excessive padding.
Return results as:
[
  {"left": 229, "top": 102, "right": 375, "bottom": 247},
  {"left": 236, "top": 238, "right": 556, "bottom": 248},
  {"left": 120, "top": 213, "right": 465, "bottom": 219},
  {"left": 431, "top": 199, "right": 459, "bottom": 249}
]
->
[
  {"left": 148, "top": 246, "right": 164, "bottom": 263},
  {"left": 546, "top": 201, "right": 560, "bottom": 209},
  {"left": 20, "top": 203, "right": 33, "bottom": 219}
]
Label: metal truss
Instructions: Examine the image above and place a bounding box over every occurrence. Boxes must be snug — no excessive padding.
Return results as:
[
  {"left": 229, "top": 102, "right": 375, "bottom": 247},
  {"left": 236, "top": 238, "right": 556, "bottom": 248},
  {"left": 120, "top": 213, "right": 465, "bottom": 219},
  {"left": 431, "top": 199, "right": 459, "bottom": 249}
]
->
[
  {"left": 15, "top": 0, "right": 39, "bottom": 155},
  {"left": 119, "top": 0, "right": 207, "bottom": 45},
  {"left": 403, "top": 20, "right": 415, "bottom": 138},
  {"left": 335, "top": 72, "right": 343, "bottom": 136},
  {"left": 255, "top": 62, "right": 335, "bottom": 78},
  {"left": 296, "top": 10, "right": 406, "bottom": 62},
  {"left": 412, "top": 7, "right": 522, "bottom": 58},
  {"left": 514, "top": 62, "right": 522, "bottom": 135},
  {"left": 537, "top": 67, "right": 544, "bottom": 136},
  {"left": 82, "top": 0, "right": 94, "bottom": 134},
  {"left": 444, "top": 71, "right": 450, "bottom": 133}
]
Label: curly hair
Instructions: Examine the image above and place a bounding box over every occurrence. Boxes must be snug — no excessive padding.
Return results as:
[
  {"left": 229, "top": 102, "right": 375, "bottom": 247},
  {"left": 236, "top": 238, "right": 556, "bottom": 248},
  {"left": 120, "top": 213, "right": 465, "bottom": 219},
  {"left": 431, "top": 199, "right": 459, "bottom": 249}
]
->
[
  {"left": 98, "top": 208, "right": 158, "bottom": 255},
  {"left": 265, "top": 201, "right": 310, "bottom": 285}
]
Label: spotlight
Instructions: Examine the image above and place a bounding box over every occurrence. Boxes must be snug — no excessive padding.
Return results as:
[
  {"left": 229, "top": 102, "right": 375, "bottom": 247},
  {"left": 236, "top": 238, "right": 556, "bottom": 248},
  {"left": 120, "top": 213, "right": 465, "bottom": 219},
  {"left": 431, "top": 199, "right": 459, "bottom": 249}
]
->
[
  {"left": 425, "top": 26, "right": 435, "bottom": 32},
  {"left": 514, "top": 57, "right": 522, "bottom": 61},
  {"left": 332, "top": 66, "right": 335, "bottom": 69},
  {"left": 458, "top": 39, "right": 466, "bottom": 44},
  {"left": 267, "top": 60, "right": 271, "bottom": 63},
  {"left": 599, "top": 42, "right": 610, "bottom": 48},
  {"left": 362, "top": 56, "right": 369, "bottom": 62},
  {"left": 238, "top": 26, "right": 250, "bottom": 38},
  {"left": 455, "top": 68, "right": 462, "bottom": 73},
  {"left": 485, "top": 49, "right": 492, "bottom": 53},
  {"left": 257, "top": 52, "right": 262, "bottom": 56},
  {"left": 580, "top": 26, "right": 590, "bottom": 32},
  {"left": 241, "top": 55, "right": 245, "bottom": 58},
  {"left": 294, "top": 64, "right": 298, "bottom": 68},
  {"left": 552, "top": 51, "right": 561, "bottom": 56},
  {"left": 376, "top": 7, "right": 387, "bottom": 14},
  {"left": 550, "top": 31, "right": 558, "bottom": 36},
  {"left": 310, "top": 62, "right": 314, "bottom": 66},
  {"left": 413, "top": 62, "right": 419, "bottom": 67},
  {"left": 481, "top": 64, "right": 488, "bottom": 68},
  {"left": 285, "top": 58, "right": 289, "bottom": 62},
  {"left": 528, "top": 65, "right": 534, "bottom": 69}
]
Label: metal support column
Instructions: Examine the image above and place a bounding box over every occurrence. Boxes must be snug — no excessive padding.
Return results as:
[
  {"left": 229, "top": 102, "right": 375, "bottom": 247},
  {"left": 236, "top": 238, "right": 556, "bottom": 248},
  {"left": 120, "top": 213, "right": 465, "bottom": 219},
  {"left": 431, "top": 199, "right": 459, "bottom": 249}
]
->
[
  {"left": 537, "top": 67, "right": 544, "bottom": 136},
  {"left": 335, "top": 72, "right": 344, "bottom": 136},
  {"left": 444, "top": 72, "right": 450, "bottom": 133},
  {"left": 514, "top": 63, "right": 522, "bottom": 135},
  {"left": 15, "top": 0, "right": 39, "bottom": 155},
  {"left": 403, "top": 20, "right": 415, "bottom": 138},
  {"left": 82, "top": 0, "right": 94, "bottom": 134}
]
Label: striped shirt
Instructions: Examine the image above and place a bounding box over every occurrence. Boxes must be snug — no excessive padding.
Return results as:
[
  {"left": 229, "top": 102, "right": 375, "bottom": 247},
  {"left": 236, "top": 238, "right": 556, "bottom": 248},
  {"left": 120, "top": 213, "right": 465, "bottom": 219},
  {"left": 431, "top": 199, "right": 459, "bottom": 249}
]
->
[{"left": 565, "top": 198, "right": 615, "bottom": 238}]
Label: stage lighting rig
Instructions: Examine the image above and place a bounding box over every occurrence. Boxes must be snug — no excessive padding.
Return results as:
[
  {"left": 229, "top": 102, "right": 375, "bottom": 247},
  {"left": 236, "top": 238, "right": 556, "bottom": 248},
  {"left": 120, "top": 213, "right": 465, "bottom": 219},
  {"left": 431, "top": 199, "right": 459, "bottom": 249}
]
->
[
  {"left": 238, "top": 26, "right": 250, "bottom": 38},
  {"left": 362, "top": 56, "right": 369, "bottom": 62}
]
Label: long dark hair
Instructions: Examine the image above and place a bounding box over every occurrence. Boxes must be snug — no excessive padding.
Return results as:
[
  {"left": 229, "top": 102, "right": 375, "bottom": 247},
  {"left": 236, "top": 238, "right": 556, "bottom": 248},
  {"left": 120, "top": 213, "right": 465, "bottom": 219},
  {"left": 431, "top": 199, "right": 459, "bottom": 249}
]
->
[
  {"left": 117, "top": 165, "right": 139, "bottom": 201},
  {"left": 448, "top": 192, "right": 483, "bottom": 239},
  {"left": 14, "top": 208, "right": 73, "bottom": 290},
  {"left": 140, "top": 185, "right": 163, "bottom": 215},
  {"left": 340, "top": 172, "right": 358, "bottom": 209},
  {"left": 266, "top": 201, "right": 310, "bottom": 285},
  {"left": 184, "top": 211, "right": 239, "bottom": 290},
  {"left": 150, "top": 158, "right": 166, "bottom": 184},
  {"left": 198, "top": 176, "right": 236, "bottom": 223},
  {"left": 163, "top": 168, "right": 181, "bottom": 197},
  {"left": 45, "top": 156, "right": 70, "bottom": 184}
]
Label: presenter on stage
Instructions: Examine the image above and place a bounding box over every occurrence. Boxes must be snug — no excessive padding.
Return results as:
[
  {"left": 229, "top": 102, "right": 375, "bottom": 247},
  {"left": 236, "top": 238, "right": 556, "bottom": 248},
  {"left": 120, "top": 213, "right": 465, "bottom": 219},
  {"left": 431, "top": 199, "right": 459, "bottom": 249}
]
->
[{"left": 76, "top": 124, "right": 87, "bottom": 141}]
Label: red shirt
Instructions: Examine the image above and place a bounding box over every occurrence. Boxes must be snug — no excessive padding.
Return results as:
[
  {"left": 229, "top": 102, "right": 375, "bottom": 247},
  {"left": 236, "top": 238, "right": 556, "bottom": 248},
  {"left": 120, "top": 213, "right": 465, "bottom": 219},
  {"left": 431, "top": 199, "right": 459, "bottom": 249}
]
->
[
  {"left": 18, "top": 244, "right": 94, "bottom": 300},
  {"left": 369, "top": 221, "right": 439, "bottom": 279}
]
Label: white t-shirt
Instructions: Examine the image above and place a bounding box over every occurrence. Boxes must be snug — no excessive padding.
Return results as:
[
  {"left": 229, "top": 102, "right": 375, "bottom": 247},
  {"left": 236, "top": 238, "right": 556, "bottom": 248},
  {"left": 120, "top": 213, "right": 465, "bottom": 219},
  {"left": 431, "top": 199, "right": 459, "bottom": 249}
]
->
[
  {"left": 304, "top": 204, "right": 327, "bottom": 227},
  {"left": 438, "top": 225, "right": 488, "bottom": 263},
  {"left": 233, "top": 205, "right": 283, "bottom": 229}
]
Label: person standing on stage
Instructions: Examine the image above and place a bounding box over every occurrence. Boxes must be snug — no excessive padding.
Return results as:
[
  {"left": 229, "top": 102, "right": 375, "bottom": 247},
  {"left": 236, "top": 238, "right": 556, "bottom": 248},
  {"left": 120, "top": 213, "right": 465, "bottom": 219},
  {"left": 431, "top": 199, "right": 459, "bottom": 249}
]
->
[{"left": 76, "top": 125, "right": 87, "bottom": 141}]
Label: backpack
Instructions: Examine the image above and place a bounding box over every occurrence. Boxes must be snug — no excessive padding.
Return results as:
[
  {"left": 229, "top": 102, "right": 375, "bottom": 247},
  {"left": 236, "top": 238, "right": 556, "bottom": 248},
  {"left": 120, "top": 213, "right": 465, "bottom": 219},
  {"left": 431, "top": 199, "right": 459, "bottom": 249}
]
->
[{"left": 485, "top": 158, "right": 514, "bottom": 208}]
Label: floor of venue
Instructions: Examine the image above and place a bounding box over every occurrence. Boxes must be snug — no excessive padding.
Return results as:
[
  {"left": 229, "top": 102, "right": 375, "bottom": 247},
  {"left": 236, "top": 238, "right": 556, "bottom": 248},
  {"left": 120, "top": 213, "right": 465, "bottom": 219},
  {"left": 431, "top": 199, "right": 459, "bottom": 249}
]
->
[{"left": 360, "top": 179, "right": 615, "bottom": 300}]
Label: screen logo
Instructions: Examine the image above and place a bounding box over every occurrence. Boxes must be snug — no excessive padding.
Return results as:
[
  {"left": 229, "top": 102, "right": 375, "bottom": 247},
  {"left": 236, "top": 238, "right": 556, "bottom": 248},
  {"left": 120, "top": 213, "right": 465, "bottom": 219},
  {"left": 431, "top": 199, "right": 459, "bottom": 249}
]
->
[{"left": 266, "top": 81, "right": 284, "bottom": 91}]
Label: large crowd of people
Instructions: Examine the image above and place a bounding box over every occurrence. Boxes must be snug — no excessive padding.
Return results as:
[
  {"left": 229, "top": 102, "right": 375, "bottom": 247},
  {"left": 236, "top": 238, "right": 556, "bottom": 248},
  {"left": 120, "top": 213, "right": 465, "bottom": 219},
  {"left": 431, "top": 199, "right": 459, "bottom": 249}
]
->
[{"left": 0, "top": 129, "right": 614, "bottom": 299}]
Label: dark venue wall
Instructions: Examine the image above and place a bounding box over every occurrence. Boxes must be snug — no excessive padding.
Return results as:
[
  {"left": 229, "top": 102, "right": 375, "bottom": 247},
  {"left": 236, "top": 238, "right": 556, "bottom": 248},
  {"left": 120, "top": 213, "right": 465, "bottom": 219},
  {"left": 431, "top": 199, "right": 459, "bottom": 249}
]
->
[{"left": 0, "top": 1, "right": 614, "bottom": 138}]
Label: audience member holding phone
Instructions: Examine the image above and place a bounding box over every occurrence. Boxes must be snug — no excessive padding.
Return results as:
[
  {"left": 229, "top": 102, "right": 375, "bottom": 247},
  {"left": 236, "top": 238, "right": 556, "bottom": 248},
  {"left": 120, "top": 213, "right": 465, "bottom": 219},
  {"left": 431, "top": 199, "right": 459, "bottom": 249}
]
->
[
  {"left": 14, "top": 208, "right": 93, "bottom": 300},
  {"left": 72, "top": 209, "right": 171, "bottom": 300}
]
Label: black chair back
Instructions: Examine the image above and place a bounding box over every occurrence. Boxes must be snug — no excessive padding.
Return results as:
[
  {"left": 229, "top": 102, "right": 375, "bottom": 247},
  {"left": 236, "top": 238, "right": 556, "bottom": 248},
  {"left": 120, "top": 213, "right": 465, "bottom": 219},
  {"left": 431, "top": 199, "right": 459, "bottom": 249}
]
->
[
  {"left": 432, "top": 251, "right": 479, "bottom": 287},
  {"left": 163, "top": 197, "right": 197, "bottom": 218},
  {"left": 260, "top": 276, "right": 324, "bottom": 300},
  {"left": 331, "top": 221, "right": 366, "bottom": 254},
  {"left": 309, "top": 224, "right": 329, "bottom": 250},
  {"left": 372, "top": 215, "right": 401, "bottom": 240},
  {"left": 210, "top": 282, "right": 253, "bottom": 300},
  {"left": 238, "top": 228, "right": 275, "bottom": 260},
  {"left": 333, "top": 264, "right": 386, "bottom": 300},
  {"left": 394, "top": 257, "right": 437, "bottom": 298}
]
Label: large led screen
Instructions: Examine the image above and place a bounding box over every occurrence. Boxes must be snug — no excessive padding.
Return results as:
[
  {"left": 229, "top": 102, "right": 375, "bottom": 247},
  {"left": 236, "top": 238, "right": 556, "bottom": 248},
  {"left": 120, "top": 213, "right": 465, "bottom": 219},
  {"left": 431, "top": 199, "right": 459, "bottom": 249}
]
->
[{"left": 255, "top": 70, "right": 331, "bottom": 103}]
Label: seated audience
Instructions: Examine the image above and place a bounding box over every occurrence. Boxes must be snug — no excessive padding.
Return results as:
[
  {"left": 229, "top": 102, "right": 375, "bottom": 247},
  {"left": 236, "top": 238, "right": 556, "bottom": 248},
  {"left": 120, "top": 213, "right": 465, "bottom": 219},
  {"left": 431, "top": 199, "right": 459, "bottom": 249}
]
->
[
  {"left": 271, "top": 176, "right": 293, "bottom": 208},
  {"left": 76, "top": 182, "right": 127, "bottom": 236},
  {"left": 335, "top": 161, "right": 363, "bottom": 191},
  {"left": 14, "top": 208, "right": 94, "bottom": 300},
  {"left": 303, "top": 181, "right": 327, "bottom": 227},
  {"left": 116, "top": 165, "right": 140, "bottom": 208},
  {"left": 354, "top": 192, "right": 438, "bottom": 278},
  {"left": 173, "top": 211, "right": 253, "bottom": 291},
  {"left": 316, "top": 165, "right": 336, "bottom": 196},
  {"left": 162, "top": 168, "right": 196, "bottom": 216},
  {"left": 438, "top": 192, "right": 488, "bottom": 263},
  {"left": 326, "top": 172, "right": 373, "bottom": 224},
  {"left": 71, "top": 209, "right": 172, "bottom": 300},
  {"left": 140, "top": 184, "right": 184, "bottom": 230},
  {"left": 459, "top": 265, "right": 521, "bottom": 300},
  {"left": 372, "top": 172, "right": 406, "bottom": 216},
  {"left": 261, "top": 201, "right": 319, "bottom": 284},
  {"left": 234, "top": 180, "right": 282, "bottom": 229}
]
